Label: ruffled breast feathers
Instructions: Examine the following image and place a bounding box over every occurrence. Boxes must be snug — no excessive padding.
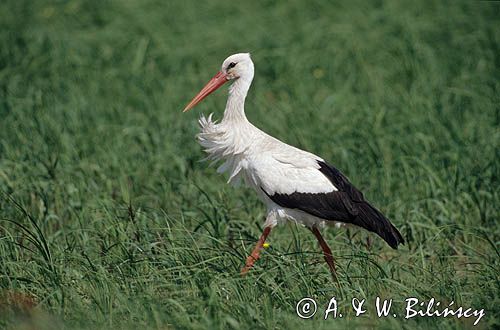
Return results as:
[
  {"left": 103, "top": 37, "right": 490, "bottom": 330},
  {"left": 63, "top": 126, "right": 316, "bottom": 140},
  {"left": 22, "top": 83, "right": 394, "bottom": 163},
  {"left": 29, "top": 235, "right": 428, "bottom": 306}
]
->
[{"left": 197, "top": 114, "right": 249, "bottom": 184}]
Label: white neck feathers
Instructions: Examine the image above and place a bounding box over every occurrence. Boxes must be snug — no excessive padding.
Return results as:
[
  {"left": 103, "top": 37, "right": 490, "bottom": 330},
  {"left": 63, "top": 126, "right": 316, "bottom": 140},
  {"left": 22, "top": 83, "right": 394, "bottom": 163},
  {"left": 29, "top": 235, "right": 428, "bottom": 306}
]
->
[
  {"left": 197, "top": 75, "right": 258, "bottom": 184},
  {"left": 222, "top": 77, "right": 251, "bottom": 124}
]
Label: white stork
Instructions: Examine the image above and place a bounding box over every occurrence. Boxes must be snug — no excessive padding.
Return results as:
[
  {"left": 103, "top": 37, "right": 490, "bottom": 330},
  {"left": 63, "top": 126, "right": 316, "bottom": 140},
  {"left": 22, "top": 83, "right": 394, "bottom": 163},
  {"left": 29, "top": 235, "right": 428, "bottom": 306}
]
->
[{"left": 183, "top": 53, "right": 404, "bottom": 279}]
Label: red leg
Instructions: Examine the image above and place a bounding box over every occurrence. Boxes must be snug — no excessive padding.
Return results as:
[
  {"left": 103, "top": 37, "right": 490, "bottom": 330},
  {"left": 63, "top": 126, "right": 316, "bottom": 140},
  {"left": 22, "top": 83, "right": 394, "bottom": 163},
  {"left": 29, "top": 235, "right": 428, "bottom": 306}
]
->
[
  {"left": 310, "top": 227, "right": 338, "bottom": 281},
  {"left": 241, "top": 226, "right": 272, "bottom": 275}
]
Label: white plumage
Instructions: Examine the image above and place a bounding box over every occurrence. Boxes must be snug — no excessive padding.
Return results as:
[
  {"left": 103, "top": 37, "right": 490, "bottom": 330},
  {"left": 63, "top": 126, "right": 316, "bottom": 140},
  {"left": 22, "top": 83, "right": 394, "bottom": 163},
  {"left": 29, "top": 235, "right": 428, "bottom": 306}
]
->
[
  {"left": 183, "top": 52, "right": 404, "bottom": 277},
  {"left": 196, "top": 54, "right": 336, "bottom": 228}
]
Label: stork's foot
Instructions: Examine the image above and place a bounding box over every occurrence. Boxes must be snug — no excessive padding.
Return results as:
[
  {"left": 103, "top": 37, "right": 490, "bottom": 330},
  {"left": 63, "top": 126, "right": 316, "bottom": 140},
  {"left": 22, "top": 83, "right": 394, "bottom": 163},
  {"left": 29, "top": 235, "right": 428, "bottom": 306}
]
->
[
  {"left": 241, "top": 226, "right": 272, "bottom": 275},
  {"left": 310, "top": 226, "right": 339, "bottom": 283}
]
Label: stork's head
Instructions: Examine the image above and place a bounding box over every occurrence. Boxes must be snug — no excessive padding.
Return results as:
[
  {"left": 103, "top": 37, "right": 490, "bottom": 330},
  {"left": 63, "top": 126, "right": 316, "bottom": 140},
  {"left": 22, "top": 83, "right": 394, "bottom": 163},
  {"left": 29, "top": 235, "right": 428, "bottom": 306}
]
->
[
  {"left": 221, "top": 53, "right": 254, "bottom": 81},
  {"left": 183, "top": 53, "right": 254, "bottom": 112}
]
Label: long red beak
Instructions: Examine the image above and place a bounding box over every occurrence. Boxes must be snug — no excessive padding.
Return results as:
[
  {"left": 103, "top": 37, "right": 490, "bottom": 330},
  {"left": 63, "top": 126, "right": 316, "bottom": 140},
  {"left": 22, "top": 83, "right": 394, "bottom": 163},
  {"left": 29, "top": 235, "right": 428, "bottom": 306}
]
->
[{"left": 183, "top": 71, "right": 228, "bottom": 112}]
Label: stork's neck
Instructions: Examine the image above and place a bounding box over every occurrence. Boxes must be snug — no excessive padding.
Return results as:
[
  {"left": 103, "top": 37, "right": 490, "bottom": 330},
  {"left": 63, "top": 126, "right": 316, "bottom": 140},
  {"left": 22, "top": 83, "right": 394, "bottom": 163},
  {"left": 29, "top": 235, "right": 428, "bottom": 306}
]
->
[{"left": 222, "top": 78, "right": 252, "bottom": 124}]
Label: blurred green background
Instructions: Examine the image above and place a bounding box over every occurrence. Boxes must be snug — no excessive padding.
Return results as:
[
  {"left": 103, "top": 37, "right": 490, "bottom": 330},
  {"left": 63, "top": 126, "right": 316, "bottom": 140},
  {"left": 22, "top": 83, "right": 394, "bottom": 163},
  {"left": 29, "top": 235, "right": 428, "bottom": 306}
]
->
[{"left": 0, "top": 0, "right": 498, "bottom": 329}]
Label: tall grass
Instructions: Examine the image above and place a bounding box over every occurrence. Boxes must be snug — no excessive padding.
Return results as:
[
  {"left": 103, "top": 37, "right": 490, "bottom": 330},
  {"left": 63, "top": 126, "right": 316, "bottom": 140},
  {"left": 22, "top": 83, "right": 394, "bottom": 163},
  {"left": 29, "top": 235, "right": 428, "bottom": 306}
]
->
[{"left": 0, "top": 0, "right": 498, "bottom": 328}]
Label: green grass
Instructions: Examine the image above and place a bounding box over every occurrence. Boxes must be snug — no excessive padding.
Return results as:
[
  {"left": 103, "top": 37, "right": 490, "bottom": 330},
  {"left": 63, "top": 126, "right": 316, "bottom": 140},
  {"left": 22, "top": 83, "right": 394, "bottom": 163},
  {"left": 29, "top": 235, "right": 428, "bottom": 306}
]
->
[{"left": 0, "top": 0, "right": 499, "bottom": 328}]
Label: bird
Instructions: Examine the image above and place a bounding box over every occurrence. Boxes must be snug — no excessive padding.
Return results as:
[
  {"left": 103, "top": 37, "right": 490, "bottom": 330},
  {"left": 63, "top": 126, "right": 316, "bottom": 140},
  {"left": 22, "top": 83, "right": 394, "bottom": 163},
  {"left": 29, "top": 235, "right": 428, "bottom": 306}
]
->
[{"left": 183, "top": 53, "right": 404, "bottom": 279}]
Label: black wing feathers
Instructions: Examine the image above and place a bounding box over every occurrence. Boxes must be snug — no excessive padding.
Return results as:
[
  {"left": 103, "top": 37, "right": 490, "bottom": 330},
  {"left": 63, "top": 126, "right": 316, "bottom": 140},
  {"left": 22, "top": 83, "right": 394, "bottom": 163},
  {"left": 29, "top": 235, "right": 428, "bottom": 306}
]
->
[
  {"left": 265, "top": 160, "right": 404, "bottom": 249},
  {"left": 266, "top": 191, "right": 353, "bottom": 222},
  {"left": 355, "top": 201, "right": 404, "bottom": 249}
]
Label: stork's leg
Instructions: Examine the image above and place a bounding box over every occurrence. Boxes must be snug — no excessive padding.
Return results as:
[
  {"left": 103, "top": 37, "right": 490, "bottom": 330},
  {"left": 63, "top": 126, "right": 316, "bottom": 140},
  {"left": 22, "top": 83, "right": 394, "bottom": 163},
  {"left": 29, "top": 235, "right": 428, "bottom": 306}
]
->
[
  {"left": 310, "top": 226, "right": 338, "bottom": 281},
  {"left": 241, "top": 226, "right": 272, "bottom": 275}
]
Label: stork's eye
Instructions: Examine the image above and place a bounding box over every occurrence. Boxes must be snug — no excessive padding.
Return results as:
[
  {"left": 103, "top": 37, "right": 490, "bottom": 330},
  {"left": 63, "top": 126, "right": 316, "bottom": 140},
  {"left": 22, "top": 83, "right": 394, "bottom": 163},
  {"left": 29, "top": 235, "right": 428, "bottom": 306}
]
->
[{"left": 227, "top": 62, "right": 237, "bottom": 69}]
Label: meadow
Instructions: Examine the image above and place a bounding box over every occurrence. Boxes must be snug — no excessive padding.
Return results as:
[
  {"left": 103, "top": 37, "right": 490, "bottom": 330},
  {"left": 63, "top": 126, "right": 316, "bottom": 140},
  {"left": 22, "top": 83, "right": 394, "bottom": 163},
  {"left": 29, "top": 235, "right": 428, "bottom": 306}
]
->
[{"left": 0, "top": 0, "right": 499, "bottom": 328}]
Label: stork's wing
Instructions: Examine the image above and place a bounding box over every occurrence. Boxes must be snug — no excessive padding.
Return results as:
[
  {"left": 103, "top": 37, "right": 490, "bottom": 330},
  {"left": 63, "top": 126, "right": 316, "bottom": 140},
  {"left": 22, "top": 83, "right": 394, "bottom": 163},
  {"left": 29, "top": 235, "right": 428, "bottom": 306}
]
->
[
  {"left": 246, "top": 137, "right": 335, "bottom": 195},
  {"left": 263, "top": 160, "right": 404, "bottom": 249}
]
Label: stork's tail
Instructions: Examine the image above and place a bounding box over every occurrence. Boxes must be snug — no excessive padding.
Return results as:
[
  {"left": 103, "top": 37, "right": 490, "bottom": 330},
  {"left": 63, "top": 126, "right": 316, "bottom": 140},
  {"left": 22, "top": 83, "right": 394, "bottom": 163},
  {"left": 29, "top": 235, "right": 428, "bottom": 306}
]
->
[{"left": 355, "top": 202, "right": 404, "bottom": 249}]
